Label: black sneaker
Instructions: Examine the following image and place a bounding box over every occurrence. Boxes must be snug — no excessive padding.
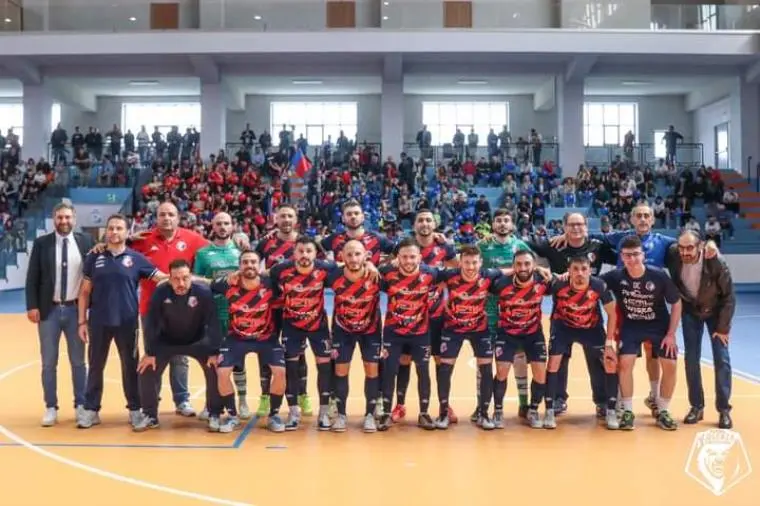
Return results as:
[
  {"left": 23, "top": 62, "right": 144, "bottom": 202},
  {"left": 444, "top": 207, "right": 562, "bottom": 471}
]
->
[
  {"left": 718, "top": 411, "right": 733, "bottom": 429},
  {"left": 377, "top": 414, "right": 391, "bottom": 431},
  {"left": 518, "top": 405, "right": 529, "bottom": 419},
  {"left": 469, "top": 408, "right": 480, "bottom": 423},
  {"left": 619, "top": 410, "right": 635, "bottom": 431},
  {"left": 644, "top": 394, "right": 660, "bottom": 418},
  {"left": 554, "top": 399, "right": 568, "bottom": 415},
  {"left": 657, "top": 410, "right": 678, "bottom": 431},
  {"left": 417, "top": 413, "right": 436, "bottom": 430},
  {"left": 684, "top": 407, "right": 704, "bottom": 425},
  {"left": 595, "top": 404, "right": 606, "bottom": 419}
]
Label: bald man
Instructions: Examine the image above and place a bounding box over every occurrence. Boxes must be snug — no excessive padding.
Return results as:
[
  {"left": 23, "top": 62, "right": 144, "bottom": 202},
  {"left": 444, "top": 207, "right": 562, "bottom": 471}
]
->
[{"left": 193, "top": 213, "right": 249, "bottom": 419}]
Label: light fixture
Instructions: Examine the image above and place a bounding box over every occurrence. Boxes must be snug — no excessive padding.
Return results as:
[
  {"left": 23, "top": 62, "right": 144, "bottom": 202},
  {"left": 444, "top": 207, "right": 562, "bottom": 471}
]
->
[
  {"left": 253, "top": 15, "right": 262, "bottom": 20},
  {"left": 458, "top": 79, "right": 488, "bottom": 85},
  {"left": 129, "top": 80, "right": 160, "bottom": 86},
  {"left": 382, "top": 16, "right": 389, "bottom": 20},
  {"left": 292, "top": 80, "right": 323, "bottom": 85},
  {"left": 4, "top": 18, "right": 11, "bottom": 23},
  {"left": 128, "top": 16, "right": 136, "bottom": 21},
  {"left": 383, "top": 1, "right": 390, "bottom": 5},
  {"left": 621, "top": 80, "right": 651, "bottom": 86}
]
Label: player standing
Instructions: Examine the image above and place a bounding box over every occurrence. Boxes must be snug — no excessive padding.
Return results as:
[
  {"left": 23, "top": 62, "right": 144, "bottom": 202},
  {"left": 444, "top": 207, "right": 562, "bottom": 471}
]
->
[{"left": 321, "top": 200, "right": 396, "bottom": 264}]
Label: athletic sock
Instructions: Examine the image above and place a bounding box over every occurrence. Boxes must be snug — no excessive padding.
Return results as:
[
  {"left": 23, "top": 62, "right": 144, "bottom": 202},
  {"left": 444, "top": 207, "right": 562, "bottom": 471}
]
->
[
  {"left": 285, "top": 361, "right": 300, "bottom": 407},
  {"left": 259, "top": 361, "right": 271, "bottom": 395},
  {"left": 334, "top": 374, "right": 349, "bottom": 415},
  {"left": 437, "top": 363, "right": 454, "bottom": 415},
  {"left": 221, "top": 394, "right": 237, "bottom": 416},
  {"left": 365, "top": 376, "right": 380, "bottom": 415},
  {"left": 545, "top": 371, "right": 557, "bottom": 410},
  {"left": 529, "top": 380, "right": 546, "bottom": 410},
  {"left": 493, "top": 377, "right": 507, "bottom": 411},
  {"left": 233, "top": 369, "right": 247, "bottom": 401},
  {"left": 657, "top": 397, "right": 671, "bottom": 412},
  {"left": 477, "top": 364, "right": 494, "bottom": 415},
  {"left": 649, "top": 380, "right": 659, "bottom": 399},
  {"left": 622, "top": 398, "right": 633, "bottom": 411},
  {"left": 516, "top": 375, "right": 529, "bottom": 407},
  {"left": 396, "top": 364, "right": 411, "bottom": 405},
  {"left": 269, "top": 394, "right": 283, "bottom": 416},
  {"left": 475, "top": 366, "right": 482, "bottom": 409},
  {"left": 605, "top": 373, "right": 619, "bottom": 410},
  {"left": 316, "top": 362, "right": 332, "bottom": 407},
  {"left": 416, "top": 363, "right": 431, "bottom": 414},
  {"left": 298, "top": 355, "right": 309, "bottom": 396}
]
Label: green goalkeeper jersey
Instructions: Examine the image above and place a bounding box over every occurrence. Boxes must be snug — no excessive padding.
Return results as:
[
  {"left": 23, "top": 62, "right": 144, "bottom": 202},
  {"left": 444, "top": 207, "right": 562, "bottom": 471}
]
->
[
  {"left": 479, "top": 236, "right": 532, "bottom": 329},
  {"left": 194, "top": 242, "right": 241, "bottom": 331}
]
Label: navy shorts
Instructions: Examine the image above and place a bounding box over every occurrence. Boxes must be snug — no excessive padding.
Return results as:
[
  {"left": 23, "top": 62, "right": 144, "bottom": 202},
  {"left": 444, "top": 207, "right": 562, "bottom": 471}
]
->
[
  {"left": 282, "top": 332, "right": 332, "bottom": 359},
  {"left": 549, "top": 326, "right": 606, "bottom": 357},
  {"left": 384, "top": 333, "right": 431, "bottom": 364},
  {"left": 429, "top": 317, "right": 445, "bottom": 357},
  {"left": 332, "top": 326, "right": 381, "bottom": 364},
  {"left": 219, "top": 339, "right": 285, "bottom": 369},
  {"left": 495, "top": 330, "right": 547, "bottom": 363},
  {"left": 440, "top": 332, "right": 493, "bottom": 360},
  {"left": 619, "top": 332, "right": 672, "bottom": 359}
]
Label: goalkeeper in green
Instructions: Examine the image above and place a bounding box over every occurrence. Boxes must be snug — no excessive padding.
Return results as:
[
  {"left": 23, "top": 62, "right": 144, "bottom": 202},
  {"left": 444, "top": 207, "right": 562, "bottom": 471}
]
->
[
  {"left": 194, "top": 213, "right": 249, "bottom": 419},
  {"left": 477, "top": 208, "right": 532, "bottom": 427}
]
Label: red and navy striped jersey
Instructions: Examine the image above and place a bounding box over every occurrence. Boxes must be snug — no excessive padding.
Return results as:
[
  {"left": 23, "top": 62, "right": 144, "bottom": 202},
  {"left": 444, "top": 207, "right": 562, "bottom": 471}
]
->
[
  {"left": 380, "top": 264, "right": 440, "bottom": 337},
  {"left": 209, "top": 276, "right": 276, "bottom": 341},
  {"left": 419, "top": 241, "right": 457, "bottom": 319},
  {"left": 321, "top": 231, "right": 395, "bottom": 265},
  {"left": 269, "top": 260, "right": 334, "bottom": 335},
  {"left": 255, "top": 235, "right": 296, "bottom": 269},
  {"left": 327, "top": 268, "right": 381, "bottom": 335},
  {"left": 440, "top": 268, "right": 503, "bottom": 335},
  {"left": 550, "top": 277, "right": 614, "bottom": 331},
  {"left": 489, "top": 273, "right": 551, "bottom": 336}
]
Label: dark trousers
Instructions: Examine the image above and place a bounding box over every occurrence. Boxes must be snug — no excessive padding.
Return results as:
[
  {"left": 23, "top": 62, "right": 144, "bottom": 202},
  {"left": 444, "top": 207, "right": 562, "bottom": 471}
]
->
[
  {"left": 84, "top": 324, "right": 140, "bottom": 412},
  {"left": 682, "top": 313, "right": 732, "bottom": 412},
  {"left": 556, "top": 346, "right": 607, "bottom": 406},
  {"left": 139, "top": 340, "right": 222, "bottom": 419}
]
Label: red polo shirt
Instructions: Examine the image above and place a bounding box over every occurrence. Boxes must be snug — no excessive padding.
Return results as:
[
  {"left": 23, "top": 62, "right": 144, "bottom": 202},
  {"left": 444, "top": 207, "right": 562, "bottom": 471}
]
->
[{"left": 130, "top": 228, "right": 209, "bottom": 315}]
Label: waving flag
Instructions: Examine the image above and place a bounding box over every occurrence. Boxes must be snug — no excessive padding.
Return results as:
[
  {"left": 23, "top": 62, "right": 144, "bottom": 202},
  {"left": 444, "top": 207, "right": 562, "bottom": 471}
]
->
[{"left": 290, "top": 149, "right": 312, "bottom": 178}]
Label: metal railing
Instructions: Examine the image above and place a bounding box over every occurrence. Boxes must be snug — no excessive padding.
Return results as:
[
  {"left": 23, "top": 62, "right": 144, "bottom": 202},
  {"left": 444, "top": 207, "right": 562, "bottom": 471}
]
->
[{"left": 403, "top": 142, "right": 560, "bottom": 167}]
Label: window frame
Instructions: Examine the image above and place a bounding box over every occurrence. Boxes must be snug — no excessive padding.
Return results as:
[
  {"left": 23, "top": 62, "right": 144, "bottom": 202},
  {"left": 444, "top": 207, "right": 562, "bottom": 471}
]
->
[{"left": 421, "top": 101, "right": 509, "bottom": 146}]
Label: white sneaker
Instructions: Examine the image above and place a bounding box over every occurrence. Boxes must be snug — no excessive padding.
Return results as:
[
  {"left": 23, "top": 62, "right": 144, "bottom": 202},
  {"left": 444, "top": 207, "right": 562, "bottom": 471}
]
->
[
  {"left": 76, "top": 409, "right": 100, "bottom": 429},
  {"left": 527, "top": 408, "right": 543, "bottom": 429},
  {"left": 606, "top": 409, "right": 620, "bottom": 430},
  {"left": 128, "top": 410, "right": 142, "bottom": 427},
  {"left": 363, "top": 413, "right": 377, "bottom": 433},
  {"left": 175, "top": 402, "right": 196, "bottom": 417},
  {"left": 543, "top": 409, "right": 557, "bottom": 429},
  {"left": 41, "top": 408, "right": 57, "bottom": 427},
  {"left": 75, "top": 405, "right": 86, "bottom": 419},
  {"left": 207, "top": 416, "right": 221, "bottom": 432},
  {"left": 198, "top": 409, "right": 210, "bottom": 421},
  {"left": 219, "top": 416, "right": 241, "bottom": 433},
  {"left": 238, "top": 401, "right": 252, "bottom": 420}
]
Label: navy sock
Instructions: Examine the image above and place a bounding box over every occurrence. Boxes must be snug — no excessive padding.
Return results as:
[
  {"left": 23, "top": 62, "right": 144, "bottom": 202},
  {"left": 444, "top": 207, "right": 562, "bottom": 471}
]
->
[
  {"left": 285, "top": 360, "right": 300, "bottom": 407},
  {"left": 478, "top": 364, "right": 494, "bottom": 415},
  {"left": 258, "top": 361, "right": 271, "bottom": 396},
  {"left": 334, "top": 374, "right": 349, "bottom": 415},
  {"left": 269, "top": 394, "right": 283, "bottom": 416},
  {"left": 298, "top": 355, "right": 308, "bottom": 396},
  {"left": 493, "top": 377, "right": 507, "bottom": 411},
  {"left": 415, "top": 362, "right": 431, "bottom": 414},
  {"left": 557, "top": 354, "right": 570, "bottom": 401},
  {"left": 437, "top": 363, "right": 454, "bottom": 415},
  {"left": 317, "top": 362, "right": 332, "bottom": 407},
  {"left": 396, "top": 364, "right": 411, "bottom": 405},
  {"left": 530, "top": 380, "right": 546, "bottom": 409},
  {"left": 365, "top": 376, "right": 380, "bottom": 415},
  {"left": 545, "top": 371, "right": 558, "bottom": 410},
  {"left": 605, "top": 373, "right": 619, "bottom": 411},
  {"left": 221, "top": 394, "right": 237, "bottom": 416}
]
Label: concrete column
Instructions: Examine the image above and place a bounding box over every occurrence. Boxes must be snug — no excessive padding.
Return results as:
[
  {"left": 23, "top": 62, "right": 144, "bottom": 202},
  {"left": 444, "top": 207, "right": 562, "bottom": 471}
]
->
[
  {"left": 200, "top": 82, "right": 227, "bottom": 158},
  {"left": 381, "top": 79, "right": 403, "bottom": 159},
  {"left": 556, "top": 75, "right": 584, "bottom": 178},
  {"left": 23, "top": 84, "right": 53, "bottom": 159},
  {"left": 730, "top": 80, "right": 760, "bottom": 177}
]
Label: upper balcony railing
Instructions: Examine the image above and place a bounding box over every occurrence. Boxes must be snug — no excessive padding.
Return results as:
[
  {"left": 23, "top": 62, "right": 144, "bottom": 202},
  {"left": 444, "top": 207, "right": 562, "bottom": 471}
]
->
[{"left": 1, "top": 1, "right": 760, "bottom": 34}]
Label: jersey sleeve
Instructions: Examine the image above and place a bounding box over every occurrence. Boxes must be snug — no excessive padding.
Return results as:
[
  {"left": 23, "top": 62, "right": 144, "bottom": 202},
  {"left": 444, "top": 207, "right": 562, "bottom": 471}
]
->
[
  {"left": 515, "top": 239, "right": 532, "bottom": 252},
  {"left": 190, "top": 230, "right": 210, "bottom": 256},
  {"left": 600, "top": 269, "right": 616, "bottom": 288},
  {"left": 82, "top": 252, "right": 96, "bottom": 280},
  {"left": 193, "top": 249, "right": 208, "bottom": 276},
  {"left": 135, "top": 252, "right": 158, "bottom": 280},
  {"left": 661, "top": 271, "right": 681, "bottom": 304},
  {"left": 378, "top": 264, "right": 393, "bottom": 291},
  {"left": 444, "top": 243, "right": 457, "bottom": 261},
  {"left": 592, "top": 277, "right": 615, "bottom": 304},
  {"left": 209, "top": 277, "right": 229, "bottom": 295}
]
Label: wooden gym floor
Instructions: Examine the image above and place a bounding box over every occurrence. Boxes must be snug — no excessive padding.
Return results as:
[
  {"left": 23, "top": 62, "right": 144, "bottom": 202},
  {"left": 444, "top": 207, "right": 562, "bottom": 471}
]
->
[{"left": 0, "top": 303, "right": 759, "bottom": 506}]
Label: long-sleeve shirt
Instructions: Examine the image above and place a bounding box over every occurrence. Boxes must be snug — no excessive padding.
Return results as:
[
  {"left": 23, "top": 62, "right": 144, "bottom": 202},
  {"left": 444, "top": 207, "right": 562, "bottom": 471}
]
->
[{"left": 144, "top": 282, "right": 222, "bottom": 355}]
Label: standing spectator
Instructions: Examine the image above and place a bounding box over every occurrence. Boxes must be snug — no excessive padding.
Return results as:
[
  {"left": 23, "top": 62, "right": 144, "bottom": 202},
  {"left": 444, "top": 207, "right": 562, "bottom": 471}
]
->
[
  {"left": 25, "top": 202, "right": 94, "bottom": 427},
  {"left": 50, "top": 123, "right": 68, "bottom": 166},
  {"left": 529, "top": 128, "right": 542, "bottom": 167},
  {"left": 662, "top": 125, "right": 684, "bottom": 166}
]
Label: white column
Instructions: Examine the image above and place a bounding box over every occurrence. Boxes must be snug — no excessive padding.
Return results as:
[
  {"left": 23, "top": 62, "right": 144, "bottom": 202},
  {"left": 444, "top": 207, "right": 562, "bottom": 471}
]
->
[
  {"left": 200, "top": 82, "right": 227, "bottom": 158},
  {"left": 23, "top": 84, "right": 53, "bottom": 160},
  {"left": 556, "top": 76, "right": 584, "bottom": 178},
  {"left": 381, "top": 79, "right": 403, "bottom": 159},
  {"left": 730, "top": 80, "right": 760, "bottom": 177}
]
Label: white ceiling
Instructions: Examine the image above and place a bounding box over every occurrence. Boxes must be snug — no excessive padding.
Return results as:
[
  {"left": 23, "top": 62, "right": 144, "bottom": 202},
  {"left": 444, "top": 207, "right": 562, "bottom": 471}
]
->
[
  {"left": 49, "top": 77, "right": 201, "bottom": 97},
  {"left": 584, "top": 76, "right": 731, "bottom": 96},
  {"left": 404, "top": 75, "right": 549, "bottom": 96},
  {"left": 225, "top": 75, "right": 381, "bottom": 96}
]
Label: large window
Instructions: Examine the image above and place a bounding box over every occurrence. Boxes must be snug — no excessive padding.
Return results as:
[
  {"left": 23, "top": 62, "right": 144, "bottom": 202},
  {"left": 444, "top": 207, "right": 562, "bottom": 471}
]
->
[
  {"left": 122, "top": 102, "right": 201, "bottom": 137},
  {"left": 0, "top": 103, "right": 62, "bottom": 146},
  {"left": 421, "top": 101, "right": 508, "bottom": 146},
  {"left": 583, "top": 102, "right": 637, "bottom": 146},
  {"left": 699, "top": 5, "right": 717, "bottom": 31},
  {"left": 270, "top": 102, "right": 357, "bottom": 146}
]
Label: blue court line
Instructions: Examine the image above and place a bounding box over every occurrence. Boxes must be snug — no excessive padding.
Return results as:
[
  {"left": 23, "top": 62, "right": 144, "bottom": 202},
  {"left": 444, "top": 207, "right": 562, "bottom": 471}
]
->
[
  {"left": 232, "top": 416, "right": 259, "bottom": 448},
  {"left": 0, "top": 442, "right": 233, "bottom": 449}
]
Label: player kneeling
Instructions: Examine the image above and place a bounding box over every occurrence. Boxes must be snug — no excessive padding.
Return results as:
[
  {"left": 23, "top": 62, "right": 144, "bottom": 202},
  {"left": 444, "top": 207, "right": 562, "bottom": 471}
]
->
[{"left": 545, "top": 256, "right": 620, "bottom": 430}]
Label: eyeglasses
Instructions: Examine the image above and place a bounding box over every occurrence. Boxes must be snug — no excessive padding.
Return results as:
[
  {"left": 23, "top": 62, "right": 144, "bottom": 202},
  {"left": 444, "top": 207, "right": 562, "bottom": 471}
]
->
[{"left": 621, "top": 251, "right": 642, "bottom": 258}]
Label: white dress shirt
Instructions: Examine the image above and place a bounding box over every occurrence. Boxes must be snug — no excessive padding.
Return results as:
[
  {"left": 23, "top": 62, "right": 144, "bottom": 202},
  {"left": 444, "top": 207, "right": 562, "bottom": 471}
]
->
[{"left": 54, "top": 232, "right": 83, "bottom": 303}]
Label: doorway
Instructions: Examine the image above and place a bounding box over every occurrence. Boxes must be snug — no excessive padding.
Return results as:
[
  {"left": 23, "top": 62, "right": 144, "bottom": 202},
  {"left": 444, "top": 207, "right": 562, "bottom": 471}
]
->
[{"left": 714, "top": 122, "right": 729, "bottom": 170}]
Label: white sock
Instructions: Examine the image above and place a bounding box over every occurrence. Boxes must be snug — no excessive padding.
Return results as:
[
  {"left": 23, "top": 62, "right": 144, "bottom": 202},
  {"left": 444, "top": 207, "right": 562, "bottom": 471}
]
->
[
  {"left": 649, "top": 381, "right": 659, "bottom": 398},
  {"left": 657, "top": 397, "right": 671, "bottom": 412},
  {"left": 622, "top": 398, "right": 633, "bottom": 411}
]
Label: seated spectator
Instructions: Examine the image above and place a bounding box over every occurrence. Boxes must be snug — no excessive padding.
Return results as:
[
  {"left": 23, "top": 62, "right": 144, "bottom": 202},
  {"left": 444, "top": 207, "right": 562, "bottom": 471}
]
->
[
  {"left": 722, "top": 186, "right": 740, "bottom": 215},
  {"left": 683, "top": 216, "right": 701, "bottom": 234},
  {"left": 704, "top": 215, "right": 722, "bottom": 247}
]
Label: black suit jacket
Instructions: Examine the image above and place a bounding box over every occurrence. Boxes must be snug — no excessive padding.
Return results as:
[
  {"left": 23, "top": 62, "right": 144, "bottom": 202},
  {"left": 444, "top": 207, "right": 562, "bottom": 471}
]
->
[{"left": 25, "top": 231, "right": 95, "bottom": 320}]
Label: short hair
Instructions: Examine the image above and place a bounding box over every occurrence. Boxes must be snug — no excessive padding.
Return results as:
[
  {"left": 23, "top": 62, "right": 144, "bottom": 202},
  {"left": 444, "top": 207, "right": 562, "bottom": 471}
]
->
[
  {"left": 568, "top": 255, "right": 591, "bottom": 267},
  {"left": 276, "top": 204, "right": 297, "bottom": 215},
  {"left": 295, "top": 235, "right": 319, "bottom": 250},
  {"left": 563, "top": 212, "right": 587, "bottom": 225},
  {"left": 168, "top": 259, "right": 191, "bottom": 271},
  {"left": 53, "top": 202, "right": 75, "bottom": 216},
  {"left": 619, "top": 235, "right": 642, "bottom": 250},
  {"left": 493, "top": 209, "right": 513, "bottom": 221},
  {"left": 679, "top": 229, "right": 702, "bottom": 243},
  {"left": 106, "top": 214, "right": 128, "bottom": 228},
  {"left": 396, "top": 236, "right": 420, "bottom": 252},
  {"left": 459, "top": 244, "right": 481, "bottom": 257},
  {"left": 341, "top": 199, "right": 362, "bottom": 213},
  {"left": 414, "top": 209, "right": 435, "bottom": 221},
  {"left": 239, "top": 249, "right": 260, "bottom": 262},
  {"left": 513, "top": 250, "right": 535, "bottom": 262}
]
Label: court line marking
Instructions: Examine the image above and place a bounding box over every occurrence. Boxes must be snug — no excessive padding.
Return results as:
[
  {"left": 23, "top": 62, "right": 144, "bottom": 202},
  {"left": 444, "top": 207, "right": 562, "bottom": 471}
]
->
[
  {"left": 0, "top": 361, "right": 256, "bottom": 506},
  {"left": 0, "top": 443, "right": 232, "bottom": 449},
  {"left": 233, "top": 416, "right": 260, "bottom": 448}
]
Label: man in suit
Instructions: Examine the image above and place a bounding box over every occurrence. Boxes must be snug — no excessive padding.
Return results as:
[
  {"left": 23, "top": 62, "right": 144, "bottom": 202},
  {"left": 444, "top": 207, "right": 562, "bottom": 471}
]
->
[
  {"left": 666, "top": 229, "right": 735, "bottom": 429},
  {"left": 25, "top": 202, "right": 95, "bottom": 427}
]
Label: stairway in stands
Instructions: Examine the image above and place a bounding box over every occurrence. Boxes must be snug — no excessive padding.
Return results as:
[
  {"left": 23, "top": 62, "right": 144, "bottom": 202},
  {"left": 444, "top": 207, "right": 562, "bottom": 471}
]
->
[{"left": 719, "top": 169, "right": 760, "bottom": 229}]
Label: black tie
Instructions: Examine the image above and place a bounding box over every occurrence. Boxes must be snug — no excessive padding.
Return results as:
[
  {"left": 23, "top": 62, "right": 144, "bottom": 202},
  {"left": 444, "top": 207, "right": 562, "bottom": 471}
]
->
[{"left": 60, "top": 237, "right": 68, "bottom": 302}]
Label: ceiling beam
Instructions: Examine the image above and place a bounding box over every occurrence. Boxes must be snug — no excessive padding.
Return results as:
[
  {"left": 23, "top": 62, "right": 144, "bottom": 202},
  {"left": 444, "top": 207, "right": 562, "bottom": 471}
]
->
[
  {"left": 2, "top": 58, "right": 42, "bottom": 85},
  {"left": 383, "top": 54, "right": 403, "bottom": 82},
  {"left": 745, "top": 59, "right": 760, "bottom": 84},
  {"left": 43, "top": 63, "right": 194, "bottom": 78},
  {"left": 188, "top": 55, "right": 220, "bottom": 84},
  {"left": 592, "top": 62, "right": 743, "bottom": 77},
  {"left": 46, "top": 80, "right": 96, "bottom": 112},
  {"left": 221, "top": 61, "right": 382, "bottom": 77},
  {"left": 404, "top": 61, "right": 563, "bottom": 76},
  {"left": 565, "top": 56, "right": 597, "bottom": 83}
]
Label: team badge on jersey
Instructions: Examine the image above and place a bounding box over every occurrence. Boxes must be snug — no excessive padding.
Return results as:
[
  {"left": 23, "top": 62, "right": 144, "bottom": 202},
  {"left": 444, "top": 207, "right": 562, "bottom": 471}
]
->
[
  {"left": 176, "top": 241, "right": 187, "bottom": 251},
  {"left": 188, "top": 296, "right": 198, "bottom": 307},
  {"left": 645, "top": 281, "right": 655, "bottom": 292},
  {"left": 121, "top": 256, "right": 133, "bottom": 267},
  {"left": 588, "top": 252, "right": 597, "bottom": 262}
]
